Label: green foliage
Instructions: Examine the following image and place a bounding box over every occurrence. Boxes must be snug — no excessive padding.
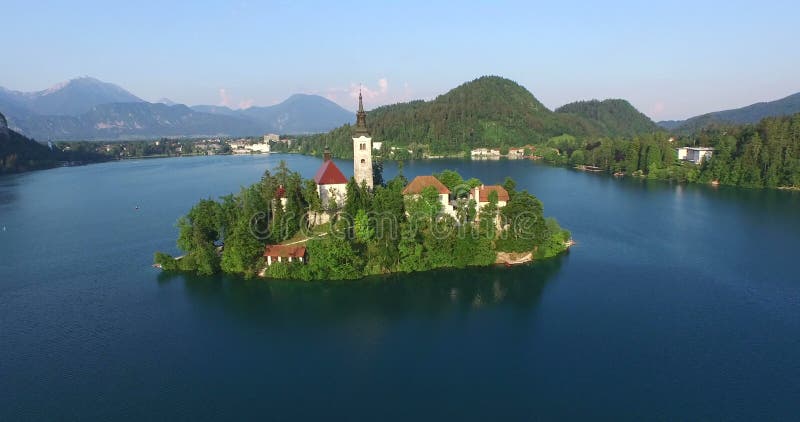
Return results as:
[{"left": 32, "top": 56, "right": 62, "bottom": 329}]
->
[
  {"left": 555, "top": 99, "right": 661, "bottom": 138},
  {"left": 496, "top": 191, "right": 546, "bottom": 252},
  {"left": 154, "top": 252, "right": 179, "bottom": 271},
  {"left": 535, "top": 218, "right": 572, "bottom": 259},
  {"left": 435, "top": 169, "right": 465, "bottom": 192}
]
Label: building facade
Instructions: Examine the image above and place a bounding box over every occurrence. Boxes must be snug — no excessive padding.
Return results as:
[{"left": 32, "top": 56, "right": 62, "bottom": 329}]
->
[{"left": 677, "top": 146, "right": 714, "bottom": 164}]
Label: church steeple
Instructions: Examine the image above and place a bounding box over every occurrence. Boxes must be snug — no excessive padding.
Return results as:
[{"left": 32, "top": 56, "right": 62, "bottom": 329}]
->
[
  {"left": 355, "top": 89, "right": 369, "bottom": 136},
  {"left": 323, "top": 143, "right": 331, "bottom": 162},
  {"left": 352, "top": 89, "right": 373, "bottom": 189}
]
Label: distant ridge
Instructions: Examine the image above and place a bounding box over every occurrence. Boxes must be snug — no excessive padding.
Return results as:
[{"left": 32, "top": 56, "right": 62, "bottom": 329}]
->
[
  {"left": 0, "top": 77, "right": 355, "bottom": 141},
  {"left": 658, "top": 92, "right": 800, "bottom": 133},
  {"left": 0, "top": 77, "right": 144, "bottom": 116}
]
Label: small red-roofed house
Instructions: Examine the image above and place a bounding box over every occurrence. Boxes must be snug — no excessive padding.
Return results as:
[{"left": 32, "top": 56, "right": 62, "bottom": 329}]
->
[
  {"left": 471, "top": 185, "right": 509, "bottom": 207},
  {"left": 263, "top": 245, "right": 307, "bottom": 266},
  {"left": 402, "top": 175, "right": 456, "bottom": 216},
  {"left": 470, "top": 185, "right": 510, "bottom": 227}
]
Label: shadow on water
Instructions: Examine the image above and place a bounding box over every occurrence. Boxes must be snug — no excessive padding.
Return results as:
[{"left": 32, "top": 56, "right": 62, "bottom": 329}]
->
[{"left": 157, "top": 255, "right": 567, "bottom": 324}]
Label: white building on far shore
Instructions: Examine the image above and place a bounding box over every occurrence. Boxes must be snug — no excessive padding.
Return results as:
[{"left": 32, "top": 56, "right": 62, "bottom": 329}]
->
[{"left": 677, "top": 146, "right": 714, "bottom": 164}]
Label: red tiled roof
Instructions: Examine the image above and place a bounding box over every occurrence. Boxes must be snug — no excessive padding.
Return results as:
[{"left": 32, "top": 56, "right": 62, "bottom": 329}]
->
[
  {"left": 476, "top": 185, "right": 509, "bottom": 202},
  {"left": 402, "top": 175, "right": 450, "bottom": 195},
  {"left": 314, "top": 160, "right": 348, "bottom": 185},
  {"left": 263, "top": 245, "right": 307, "bottom": 258}
]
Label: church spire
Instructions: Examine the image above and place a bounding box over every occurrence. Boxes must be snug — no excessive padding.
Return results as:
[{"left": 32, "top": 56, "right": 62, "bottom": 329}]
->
[{"left": 355, "top": 88, "right": 369, "bottom": 136}]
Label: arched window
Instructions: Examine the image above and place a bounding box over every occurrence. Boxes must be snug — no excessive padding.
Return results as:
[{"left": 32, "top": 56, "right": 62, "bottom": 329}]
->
[
  {"left": 360, "top": 159, "right": 365, "bottom": 164},
  {"left": 360, "top": 143, "right": 366, "bottom": 151}
]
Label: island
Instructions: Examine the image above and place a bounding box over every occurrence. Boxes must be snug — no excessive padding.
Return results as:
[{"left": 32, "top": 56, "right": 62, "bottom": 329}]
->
[{"left": 155, "top": 93, "right": 571, "bottom": 280}]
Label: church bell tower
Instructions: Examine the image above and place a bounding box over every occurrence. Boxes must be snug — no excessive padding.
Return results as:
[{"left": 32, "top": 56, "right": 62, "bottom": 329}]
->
[{"left": 352, "top": 90, "right": 374, "bottom": 189}]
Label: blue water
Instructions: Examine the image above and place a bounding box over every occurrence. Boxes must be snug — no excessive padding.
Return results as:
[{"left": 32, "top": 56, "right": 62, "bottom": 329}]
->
[{"left": 1, "top": 155, "right": 799, "bottom": 420}]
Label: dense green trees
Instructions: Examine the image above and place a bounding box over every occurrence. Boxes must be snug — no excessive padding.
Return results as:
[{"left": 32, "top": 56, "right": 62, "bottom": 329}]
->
[
  {"left": 536, "top": 112, "right": 800, "bottom": 188},
  {"left": 156, "top": 166, "right": 571, "bottom": 280}
]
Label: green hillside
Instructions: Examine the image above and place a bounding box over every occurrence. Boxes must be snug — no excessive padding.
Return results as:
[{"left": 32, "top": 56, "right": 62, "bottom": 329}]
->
[
  {"left": 297, "top": 76, "right": 660, "bottom": 158},
  {"left": 555, "top": 99, "right": 661, "bottom": 138},
  {"left": 0, "top": 127, "right": 59, "bottom": 173}
]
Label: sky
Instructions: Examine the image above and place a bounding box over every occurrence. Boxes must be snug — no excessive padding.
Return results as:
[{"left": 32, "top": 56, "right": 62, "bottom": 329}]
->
[{"left": 2, "top": 0, "right": 799, "bottom": 120}]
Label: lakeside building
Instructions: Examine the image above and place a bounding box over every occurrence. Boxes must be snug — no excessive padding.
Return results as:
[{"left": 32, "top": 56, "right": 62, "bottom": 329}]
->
[
  {"left": 677, "top": 146, "right": 714, "bottom": 164},
  {"left": 263, "top": 133, "right": 280, "bottom": 143},
  {"left": 470, "top": 185, "right": 510, "bottom": 229},
  {"left": 402, "top": 176, "right": 456, "bottom": 217},
  {"left": 263, "top": 245, "right": 306, "bottom": 266},
  {"left": 471, "top": 185, "right": 509, "bottom": 211},
  {"left": 508, "top": 148, "right": 525, "bottom": 159},
  {"left": 229, "top": 139, "right": 271, "bottom": 154},
  {"left": 471, "top": 148, "right": 501, "bottom": 157},
  {"left": 247, "top": 142, "right": 271, "bottom": 153}
]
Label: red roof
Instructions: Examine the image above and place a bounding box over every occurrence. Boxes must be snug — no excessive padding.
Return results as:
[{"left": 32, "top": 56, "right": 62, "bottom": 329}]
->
[
  {"left": 402, "top": 175, "right": 450, "bottom": 195},
  {"left": 314, "top": 160, "right": 348, "bottom": 185},
  {"left": 264, "top": 245, "right": 307, "bottom": 258},
  {"left": 475, "top": 185, "right": 509, "bottom": 202}
]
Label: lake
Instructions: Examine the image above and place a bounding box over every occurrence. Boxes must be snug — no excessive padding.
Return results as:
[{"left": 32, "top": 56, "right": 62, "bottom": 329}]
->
[{"left": 1, "top": 154, "right": 799, "bottom": 420}]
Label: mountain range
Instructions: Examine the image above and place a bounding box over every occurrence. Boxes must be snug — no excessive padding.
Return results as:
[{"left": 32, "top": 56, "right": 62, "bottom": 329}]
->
[
  {"left": 658, "top": 92, "right": 800, "bottom": 133},
  {"left": 0, "top": 77, "right": 354, "bottom": 141}
]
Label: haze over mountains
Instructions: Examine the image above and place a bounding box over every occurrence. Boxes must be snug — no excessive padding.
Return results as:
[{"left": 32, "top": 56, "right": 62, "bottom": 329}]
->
[{"left": 0, "top": 77, "right": 353, "bottom": 141}]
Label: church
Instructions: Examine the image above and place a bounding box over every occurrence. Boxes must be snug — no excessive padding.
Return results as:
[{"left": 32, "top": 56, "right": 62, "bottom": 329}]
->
[{"left": 313, "top": 91, "right": 374, "bottom": 212}]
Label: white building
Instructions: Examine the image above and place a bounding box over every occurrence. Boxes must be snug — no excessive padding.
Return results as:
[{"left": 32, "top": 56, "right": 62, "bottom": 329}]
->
[
  {"left": 246, "top": 142, "right": 271, "bottom": 153},
  {"left": 263, "top": 133, "right": 280, "bottom": 143},
  {"left": 471, "top": 148, "right": 501, "bottom": 157},
  {"left": 677, "top": 146, "right": 714, "bottom": 164}
]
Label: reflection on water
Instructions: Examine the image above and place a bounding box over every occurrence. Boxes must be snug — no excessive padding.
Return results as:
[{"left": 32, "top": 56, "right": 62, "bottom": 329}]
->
[{"left": 158, "top": 256, "right": 566, "bottom": 324}]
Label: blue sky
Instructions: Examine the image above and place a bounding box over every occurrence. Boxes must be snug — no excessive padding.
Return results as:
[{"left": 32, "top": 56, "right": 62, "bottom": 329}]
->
[{"left": 3, "top": 0, "right": 799, "bottom": 120}]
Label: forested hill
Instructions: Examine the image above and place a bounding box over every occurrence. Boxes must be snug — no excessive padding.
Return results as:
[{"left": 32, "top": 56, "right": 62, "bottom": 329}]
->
[
  {"left": 555, "top": 99, "right": 661, "bottom": 138},
  {"left": 1, "top": 127, "right": 59, "bottom": 173},
  {"left": 297, "top": 76, "right": 662, "bottom": 157},
  {"left": 0, "top": 124, "right": 109, "bottom": 174}
]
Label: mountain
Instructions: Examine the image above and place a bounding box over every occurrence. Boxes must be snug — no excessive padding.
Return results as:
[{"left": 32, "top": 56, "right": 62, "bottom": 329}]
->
[
  {"left": 658, "top": 92, "right": 800, "bottom": 133},
  {"left": 11, "top": 102, "right": 264, "bottom": 141},
  {"left": 555, "top": 99, "right": 660, "bottom": 138},
  {"left": 195, "top": 94, "right": 354, "bottom": 134},
  {"left": 0, "top": 77, "right": 354, "bottom": 140},
  {"left": 300, "top": 76, "right": 659, "bottom": 157},
  {"left": 0, "top": 77, "right": 144, "bottom": 116}
]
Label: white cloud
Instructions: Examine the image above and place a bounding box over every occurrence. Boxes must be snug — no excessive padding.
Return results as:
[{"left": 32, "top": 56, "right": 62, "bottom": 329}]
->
[{"left": 218, "top": 88, "right": 254, "bottom": 110}]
